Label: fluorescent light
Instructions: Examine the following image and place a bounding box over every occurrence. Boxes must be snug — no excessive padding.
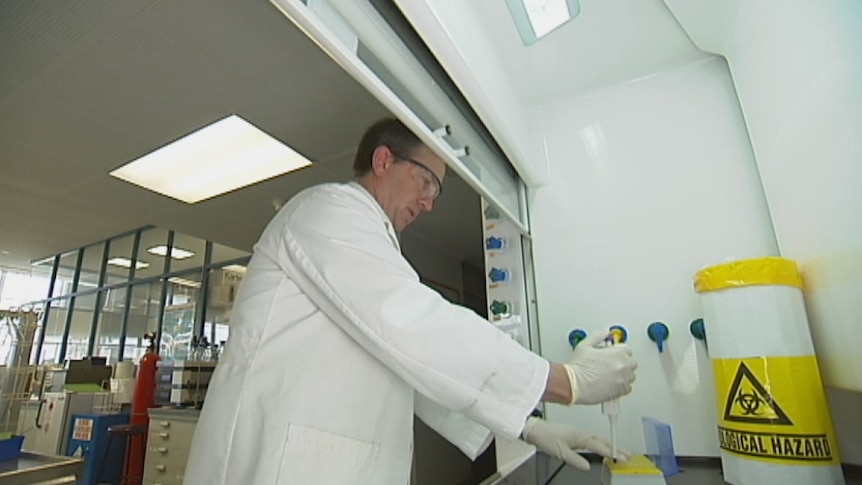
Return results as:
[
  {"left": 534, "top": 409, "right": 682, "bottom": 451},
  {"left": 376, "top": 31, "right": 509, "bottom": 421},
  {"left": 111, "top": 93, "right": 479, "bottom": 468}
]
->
[
  {"left": 107, "top": 257, "right": 150, "bottom": 270},
  {"left": 524, "top": 0, "right": 570, "bottom": 37},
  {"left": 168, "top": 277, "right": 201, "bottom": 288},
  {"left": 147, "top": 245, "right": 195, "bottom": 260},
  {"left": 31, "top": 256, "right": 55, "bottom": 266},
  {"left": 506, "top": 0, "right": 579, "bottom": 45},
  {"left": 109, "top": 115, "right": 313, "bottom": 203},
  {"left": 222, "top": 264, "right": 247, "bottom": 273}
]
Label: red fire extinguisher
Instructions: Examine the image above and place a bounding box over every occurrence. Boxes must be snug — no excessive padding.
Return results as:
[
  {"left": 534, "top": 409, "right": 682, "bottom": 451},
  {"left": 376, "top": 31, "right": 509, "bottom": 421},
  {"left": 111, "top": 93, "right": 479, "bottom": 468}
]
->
[{"left": 128, "top": 332, "right": 160, "bottom": 479}]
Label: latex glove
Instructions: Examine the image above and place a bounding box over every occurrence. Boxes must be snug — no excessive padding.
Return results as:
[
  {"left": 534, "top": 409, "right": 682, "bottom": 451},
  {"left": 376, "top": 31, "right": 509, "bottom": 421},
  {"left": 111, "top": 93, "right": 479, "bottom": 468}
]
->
[
  {"left": 565, "top": 329, "right": 637, "bottom": 404},
  {"left": 521, "top": 417, "right": 631, "bottom": 471}
]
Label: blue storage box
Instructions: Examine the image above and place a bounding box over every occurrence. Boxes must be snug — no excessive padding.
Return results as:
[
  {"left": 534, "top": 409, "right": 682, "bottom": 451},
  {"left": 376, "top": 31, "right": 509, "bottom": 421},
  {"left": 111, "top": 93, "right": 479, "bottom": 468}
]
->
[{"left": 0, "top": 435, "right": 25, "bottom": 461}]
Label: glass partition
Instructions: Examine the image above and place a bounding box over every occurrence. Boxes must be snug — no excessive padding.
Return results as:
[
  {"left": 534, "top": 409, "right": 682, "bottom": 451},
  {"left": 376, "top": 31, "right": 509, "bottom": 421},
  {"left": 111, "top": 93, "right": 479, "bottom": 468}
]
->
[
  {"left": 27, "top": 226, "right": 249, "bottom": 364},
  {"left": 169, "top": 234, "right": 207, "bottom": 274},
  {"left": 65, "top": 293, "right": 96, "bottom": 361},
  {"left": 78, "top": 242, "right": 106, "bottom": 289},
  {"left": 211, "top": 243, "right": 251, "bottom": 265},
  {"left": 204, "top": 266, "right": 245, "bottom": 349},
  {"left": 162, "top": 271, "right": 202, "bottom": 361},
  {"left": 52, "top": 250, "right": 80, "bottom": 297},
  {"left": 136, "top": 228, "right": 171, "bottom": 280},
  {"left": 105, "top": 234, "right": 136, "bottom": 285},
  {"left": 40, "top": 298, "right": 70, "bottom": 364},
  {"left": 92, "top": 287, "right": 126, "bottom": 362},
  {"left": 124, "top": 282, "right": 163, "bottom": 361},
  {"left": 0, "top": 270, "right": 51, "bottom": 310}
]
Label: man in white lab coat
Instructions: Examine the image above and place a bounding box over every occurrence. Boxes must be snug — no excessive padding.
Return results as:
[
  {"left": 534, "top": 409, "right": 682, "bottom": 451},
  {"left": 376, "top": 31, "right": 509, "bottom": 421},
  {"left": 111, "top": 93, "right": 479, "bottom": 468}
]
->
[{"left": 183, "top": 118, "right": 637, "bottom": 484}]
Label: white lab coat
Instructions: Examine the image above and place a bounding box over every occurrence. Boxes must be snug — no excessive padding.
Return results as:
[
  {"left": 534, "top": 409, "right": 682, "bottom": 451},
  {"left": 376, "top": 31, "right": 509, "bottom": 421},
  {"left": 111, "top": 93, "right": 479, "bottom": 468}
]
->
[{"left": 183, "top": 182, "right": 549, "bottom": 485}]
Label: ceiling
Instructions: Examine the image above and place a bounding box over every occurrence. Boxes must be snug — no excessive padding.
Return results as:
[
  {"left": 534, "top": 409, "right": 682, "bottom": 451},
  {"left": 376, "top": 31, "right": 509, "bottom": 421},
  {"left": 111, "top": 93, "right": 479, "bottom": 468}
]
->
[
  {"left": 484, "top": 0, "right": 706, "bottom": 104},
  {"left": 0, "top": 0, "right": 483, "bottom": 272}
]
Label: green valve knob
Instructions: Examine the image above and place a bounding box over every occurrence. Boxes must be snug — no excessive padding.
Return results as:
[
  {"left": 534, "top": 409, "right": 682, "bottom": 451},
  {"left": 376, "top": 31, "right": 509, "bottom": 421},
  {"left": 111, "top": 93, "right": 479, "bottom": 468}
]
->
[
  {"left": 568, "top": 329, "right": 587, "bottom": 349},
  {"left": 484, "top": 204, "right": 501, "bottom": 220},
  {"left": 690, "top": 318, "right": 707, "bottom": 342},
  {"left": 490, "top": 300, "right": 511, "bottom": 316}
]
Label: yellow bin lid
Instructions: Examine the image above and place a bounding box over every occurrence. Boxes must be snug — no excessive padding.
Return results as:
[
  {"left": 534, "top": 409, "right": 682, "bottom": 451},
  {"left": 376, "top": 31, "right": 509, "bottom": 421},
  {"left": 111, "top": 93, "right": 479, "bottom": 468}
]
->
[{"left": 694, "top": 257, "right": 803, "bottom": 293}]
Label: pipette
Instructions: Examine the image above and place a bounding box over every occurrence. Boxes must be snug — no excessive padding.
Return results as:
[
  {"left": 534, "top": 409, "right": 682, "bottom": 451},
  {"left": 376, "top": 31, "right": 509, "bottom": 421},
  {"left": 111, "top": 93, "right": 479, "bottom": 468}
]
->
[
  {"left": 603, "top": 326, "right": 626, "bottom": 461},
  {"left": 603, "top": 391, "right": 620, "bottom": 461}
]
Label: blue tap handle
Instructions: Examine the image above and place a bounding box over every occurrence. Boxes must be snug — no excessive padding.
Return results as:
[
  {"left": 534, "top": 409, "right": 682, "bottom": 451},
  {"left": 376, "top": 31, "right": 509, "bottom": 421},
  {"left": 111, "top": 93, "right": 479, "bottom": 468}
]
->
[
  {"left": 647, "top": 322, "right": 669, "bottom": 353},
  {"left": 485, "top": 236, "right": 506, "bottom": 250},
  {"left": 488, "top": 267, "right": 509, "bottom": 283}
]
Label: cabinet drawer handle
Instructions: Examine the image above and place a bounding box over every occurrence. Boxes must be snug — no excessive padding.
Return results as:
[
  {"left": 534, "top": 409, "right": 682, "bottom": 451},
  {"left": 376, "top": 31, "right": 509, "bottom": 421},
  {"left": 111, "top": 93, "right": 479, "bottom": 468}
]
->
[
  {"left": 159, "top": 420, "right": 171, "bottom": 428},
  {"left": 158, "top": 432, "right": 169, "bottom": 439},
  {"left": 157, "top": 447, "right": 168, "bottom": 454},
  {"left": 155, "top": 464, "right": 167, "bottom": 472}
]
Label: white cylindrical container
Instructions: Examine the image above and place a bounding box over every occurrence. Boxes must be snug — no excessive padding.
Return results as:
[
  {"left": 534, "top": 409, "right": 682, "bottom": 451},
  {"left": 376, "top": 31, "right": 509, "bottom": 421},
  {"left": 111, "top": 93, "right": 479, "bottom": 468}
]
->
[{"left": 694, "top": 257, "right": 844, "bottom": 485}]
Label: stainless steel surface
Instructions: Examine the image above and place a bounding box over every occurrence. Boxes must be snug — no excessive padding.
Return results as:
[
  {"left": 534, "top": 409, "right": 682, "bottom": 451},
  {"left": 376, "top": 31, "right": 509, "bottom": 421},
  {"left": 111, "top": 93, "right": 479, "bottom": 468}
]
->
[
  {"left": 0, "top": 451, "right": 83, "bottom": 485},
  {"left": 537, "top": 455, "right": 862, "bottom": 485}
]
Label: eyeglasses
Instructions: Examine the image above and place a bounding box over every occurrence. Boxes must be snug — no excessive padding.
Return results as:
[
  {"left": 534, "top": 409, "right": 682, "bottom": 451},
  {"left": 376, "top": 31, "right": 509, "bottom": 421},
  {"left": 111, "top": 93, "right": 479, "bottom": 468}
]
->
[{"left": 389, "top": 147, "right": 443, "bottom": 200}]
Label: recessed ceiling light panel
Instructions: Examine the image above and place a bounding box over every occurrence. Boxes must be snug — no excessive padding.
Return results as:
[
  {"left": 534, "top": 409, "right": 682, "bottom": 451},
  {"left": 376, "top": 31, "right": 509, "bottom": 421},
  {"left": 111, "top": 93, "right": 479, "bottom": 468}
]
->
[
  {"left": 107, "top": 257, "right": 149, "bottom": 269},
  {"left": 168, "top": 276, "right": 202, "bottom": 288},
  {"left": 147, "top": 245, "right": 195, "bottom": 260},
  {"left": 110, "top": 115, "right": 313, "bottom": 203},
  {"left": 506, "top": 0, "right": 580, "bottom": 45}
]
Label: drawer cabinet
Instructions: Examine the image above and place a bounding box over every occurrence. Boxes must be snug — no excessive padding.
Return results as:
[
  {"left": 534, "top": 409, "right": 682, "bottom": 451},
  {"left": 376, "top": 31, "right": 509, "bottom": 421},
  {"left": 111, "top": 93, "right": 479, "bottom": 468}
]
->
[{"left": 142, "top": 408, "right": 200, "bottom": 485}]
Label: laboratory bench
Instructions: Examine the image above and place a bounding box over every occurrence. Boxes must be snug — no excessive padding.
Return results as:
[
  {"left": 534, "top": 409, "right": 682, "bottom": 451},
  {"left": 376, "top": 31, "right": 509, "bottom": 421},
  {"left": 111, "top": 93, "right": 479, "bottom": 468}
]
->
[{"left": 133, "top": 408, "right": 862, "bottom": 485}]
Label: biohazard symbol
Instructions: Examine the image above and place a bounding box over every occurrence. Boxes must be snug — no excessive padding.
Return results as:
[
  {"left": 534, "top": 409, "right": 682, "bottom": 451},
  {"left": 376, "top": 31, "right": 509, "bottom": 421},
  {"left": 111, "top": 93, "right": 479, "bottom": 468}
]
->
[{"left": 723, "top": 362, "right": 792, "bottom": 425}]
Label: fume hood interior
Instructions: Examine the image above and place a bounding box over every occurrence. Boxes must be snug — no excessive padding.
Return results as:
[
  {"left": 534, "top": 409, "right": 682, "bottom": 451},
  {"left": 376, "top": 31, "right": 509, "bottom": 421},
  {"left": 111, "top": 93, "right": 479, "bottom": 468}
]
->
[{"left": 4, "top": 0, "right": 862, "bottom": 482}]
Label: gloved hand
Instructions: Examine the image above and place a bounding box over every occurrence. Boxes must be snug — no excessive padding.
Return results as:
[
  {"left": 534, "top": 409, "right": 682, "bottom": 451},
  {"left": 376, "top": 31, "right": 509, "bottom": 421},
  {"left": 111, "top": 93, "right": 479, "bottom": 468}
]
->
[
  {"left": 521, "top": 417, "right": 631, "bottom": 471},
  {"left": 565, "top": 329, "right": 637, "bottom": 404}
]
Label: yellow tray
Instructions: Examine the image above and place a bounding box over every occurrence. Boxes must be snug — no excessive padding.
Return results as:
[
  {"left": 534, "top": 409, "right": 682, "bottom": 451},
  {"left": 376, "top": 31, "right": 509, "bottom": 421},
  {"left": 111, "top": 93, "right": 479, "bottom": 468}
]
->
[{"left": 604, "top": 455, "right": 663, "bottom": 475}]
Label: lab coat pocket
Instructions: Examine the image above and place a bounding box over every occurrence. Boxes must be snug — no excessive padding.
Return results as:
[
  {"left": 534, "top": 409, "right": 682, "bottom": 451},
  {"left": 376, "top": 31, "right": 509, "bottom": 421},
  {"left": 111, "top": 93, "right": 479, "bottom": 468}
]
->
[{"left": 277, "top": 423, "right": 380, "bottom": 484}]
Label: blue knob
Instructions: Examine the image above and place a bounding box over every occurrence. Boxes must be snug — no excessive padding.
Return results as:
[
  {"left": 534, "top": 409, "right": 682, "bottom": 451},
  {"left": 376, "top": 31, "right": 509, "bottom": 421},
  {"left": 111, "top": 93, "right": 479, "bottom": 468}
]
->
[
  {"left": 647, "top": 322, "right": 670, "bottom": 353},
  {"left": 486, "top": 236, "right": 506, "bottom": 251},
  {"left": 568, "top": 329, "right": 587, "bottom": 349},
  {"left": 488, "top": 267, "right": 509, "bottom": 283}
]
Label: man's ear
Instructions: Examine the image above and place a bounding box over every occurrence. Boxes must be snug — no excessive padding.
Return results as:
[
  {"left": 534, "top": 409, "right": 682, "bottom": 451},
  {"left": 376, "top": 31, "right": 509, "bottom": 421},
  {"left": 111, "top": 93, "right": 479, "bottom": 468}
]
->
[{"left": 370, "top": 145, "right": 393, "bottom": 176}]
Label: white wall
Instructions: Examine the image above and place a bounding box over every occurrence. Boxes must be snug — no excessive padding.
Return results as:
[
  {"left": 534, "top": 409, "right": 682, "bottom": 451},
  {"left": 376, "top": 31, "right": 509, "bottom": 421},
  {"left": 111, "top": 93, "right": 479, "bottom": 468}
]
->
[
  {"left": 530, "top": 58, "right": 778, "bottom": 455},
  {"left": 665, "top": 0, "right": 862, "bottom": 394},
  {"left": 389, "top": 0, "right": 862, "bottom": 462},
  {"left": 393, "top": 0, "right": 707, "bottom": 188},
  {"left": 663, "top": 0, "right": 862, "bottom": 463}
]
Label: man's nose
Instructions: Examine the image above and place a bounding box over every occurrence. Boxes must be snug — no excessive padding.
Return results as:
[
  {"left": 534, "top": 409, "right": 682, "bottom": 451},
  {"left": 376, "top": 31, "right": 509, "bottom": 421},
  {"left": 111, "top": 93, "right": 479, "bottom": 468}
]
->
[{"left": 418, "top": 196, "right": 434, "bottom": 212}]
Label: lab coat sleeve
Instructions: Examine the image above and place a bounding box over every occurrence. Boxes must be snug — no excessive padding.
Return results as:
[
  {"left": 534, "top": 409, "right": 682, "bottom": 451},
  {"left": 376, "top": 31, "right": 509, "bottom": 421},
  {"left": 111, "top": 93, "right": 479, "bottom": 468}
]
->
[
  {"left": 414, "top": 391, "right": 494, "bottom": 460},
  {"left": 272, "top": 186, "right": 549, "bottom": 441}
]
